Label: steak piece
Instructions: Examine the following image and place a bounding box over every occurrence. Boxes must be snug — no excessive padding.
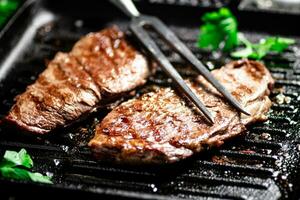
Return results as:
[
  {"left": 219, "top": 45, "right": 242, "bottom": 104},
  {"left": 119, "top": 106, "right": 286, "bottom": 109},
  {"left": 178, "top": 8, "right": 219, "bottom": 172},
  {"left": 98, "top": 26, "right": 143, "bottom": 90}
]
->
[
  {"left": 5, "top": 27, "right": 150, "bottom": 134},
  {"left": 89, "top": 60, "right": 274, "bottom": 164}
]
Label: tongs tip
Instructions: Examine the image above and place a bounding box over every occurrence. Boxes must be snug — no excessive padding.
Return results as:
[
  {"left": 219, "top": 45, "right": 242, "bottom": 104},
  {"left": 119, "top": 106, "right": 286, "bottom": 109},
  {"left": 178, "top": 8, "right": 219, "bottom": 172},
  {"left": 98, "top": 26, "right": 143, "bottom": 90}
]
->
[
  {"left": 206, "top": 114, "right": 215, "bottom": 124},
  {"left": 240, "top": 109, "right": 251, "bottom": 116},
  {"left": 232, "top": 101, "right": 251, "bottom": 116}
]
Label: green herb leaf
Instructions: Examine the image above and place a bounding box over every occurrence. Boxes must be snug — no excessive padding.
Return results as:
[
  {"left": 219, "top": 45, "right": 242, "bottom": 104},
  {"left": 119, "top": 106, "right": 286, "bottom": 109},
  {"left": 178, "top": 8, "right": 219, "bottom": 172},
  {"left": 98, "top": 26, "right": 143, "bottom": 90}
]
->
[
  {"left": 0, "top": 166, "right": 52, "bottom": 184},
  {"left": 0, "top": 166, "right": 30, "bottom": 180},
  {"left": 28, "top": 172, "right": 53, "bottom": 184},
  {"left": 0, "top": 149, "right": 53, "bottom": 184},
  {"left": 231, "top": 35, "right": 295, "bottom": 60},
  {"left": 0, "top": 0, "right": 19, "bottom": 12},
  {"left": 198, "top": 8, "right": 239, "bottom": 51},
  {"left": 197, "top": 8, "right": 296, "bottom": 60},
  {"left": 3, "top": 148, "right": 33, "bottom": 168},
  {"left": 269, "top": 37, "right": 295, "bottom": 52},
  {"left": 0, "top": 0, "right": 20, "bottom": 27},
  {"left": 230, "top": 45, "right": 253, "bottom": 58}
]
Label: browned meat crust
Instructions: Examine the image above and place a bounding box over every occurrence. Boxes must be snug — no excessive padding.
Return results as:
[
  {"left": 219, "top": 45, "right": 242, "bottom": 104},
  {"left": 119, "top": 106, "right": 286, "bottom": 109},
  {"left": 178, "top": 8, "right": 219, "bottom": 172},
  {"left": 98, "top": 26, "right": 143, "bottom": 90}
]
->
[
  {"left": 89, "top": 60, "right": 274, "bottom": 164},
  {"left": 5, "top": 27, "right": 150, "bottom": 134}
]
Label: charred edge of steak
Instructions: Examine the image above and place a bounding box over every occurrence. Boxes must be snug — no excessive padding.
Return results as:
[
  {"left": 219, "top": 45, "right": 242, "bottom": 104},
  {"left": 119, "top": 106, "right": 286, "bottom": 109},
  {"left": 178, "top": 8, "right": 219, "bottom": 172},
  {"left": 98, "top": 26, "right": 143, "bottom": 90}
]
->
[
  {"left": 88, "top": 59, "right": 274, "bottom": 164},
  {"left": 4, "top": 26, "right": 150, "bottom": 135}
]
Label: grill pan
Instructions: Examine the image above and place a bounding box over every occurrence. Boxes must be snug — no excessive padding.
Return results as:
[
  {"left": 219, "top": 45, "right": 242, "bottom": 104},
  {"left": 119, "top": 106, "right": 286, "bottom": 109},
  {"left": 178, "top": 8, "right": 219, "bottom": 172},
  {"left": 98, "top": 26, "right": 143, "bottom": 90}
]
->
[{"left": 0, "top": 0, "right": 300, "bottom": 199}]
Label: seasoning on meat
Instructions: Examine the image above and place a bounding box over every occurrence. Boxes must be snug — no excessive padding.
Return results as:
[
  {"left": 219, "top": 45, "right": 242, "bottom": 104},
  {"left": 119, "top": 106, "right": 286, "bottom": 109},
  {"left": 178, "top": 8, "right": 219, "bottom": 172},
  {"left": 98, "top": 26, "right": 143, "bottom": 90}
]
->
[
  {"left": 5, "top": 26, "right": 150, "bottom": 134},
  {"left": 89, "top": 60, "right": 274, "bottom": 164}
]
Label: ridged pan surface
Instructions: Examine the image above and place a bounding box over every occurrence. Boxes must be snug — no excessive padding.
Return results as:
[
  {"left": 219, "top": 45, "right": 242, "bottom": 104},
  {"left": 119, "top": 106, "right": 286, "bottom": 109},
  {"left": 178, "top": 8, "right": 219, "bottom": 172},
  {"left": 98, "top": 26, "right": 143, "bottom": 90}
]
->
[{"left": 0, "top": 0, "right": 299, "bottom": 199}]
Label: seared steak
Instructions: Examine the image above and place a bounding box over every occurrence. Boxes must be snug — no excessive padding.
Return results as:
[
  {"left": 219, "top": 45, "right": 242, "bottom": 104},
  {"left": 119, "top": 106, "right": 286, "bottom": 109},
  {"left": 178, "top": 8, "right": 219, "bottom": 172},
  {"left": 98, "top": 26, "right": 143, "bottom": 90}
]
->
[
  {"left": 89, "top": 60, "right": 274, "bottom": 163},
  {"left": 5, "top": 27, "right": 150, "bottom": 134}
]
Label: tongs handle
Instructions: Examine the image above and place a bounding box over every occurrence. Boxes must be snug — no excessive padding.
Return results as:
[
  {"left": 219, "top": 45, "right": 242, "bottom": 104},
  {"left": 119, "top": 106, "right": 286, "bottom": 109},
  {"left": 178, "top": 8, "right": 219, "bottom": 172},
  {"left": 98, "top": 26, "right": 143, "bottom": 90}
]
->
[{"left": 109, "top": 0, "right": 140, "bottom": 18}]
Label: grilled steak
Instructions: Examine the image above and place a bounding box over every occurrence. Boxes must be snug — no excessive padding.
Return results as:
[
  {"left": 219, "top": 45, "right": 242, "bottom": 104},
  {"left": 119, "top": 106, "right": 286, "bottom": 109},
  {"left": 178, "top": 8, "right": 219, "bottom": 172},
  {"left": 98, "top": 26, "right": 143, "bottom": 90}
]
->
[
  {"left": 89, "top": 60, "right": 274, "bottom": 164},
  {"left": 5, "top": 27, "right": 150, "bottom": 134}
]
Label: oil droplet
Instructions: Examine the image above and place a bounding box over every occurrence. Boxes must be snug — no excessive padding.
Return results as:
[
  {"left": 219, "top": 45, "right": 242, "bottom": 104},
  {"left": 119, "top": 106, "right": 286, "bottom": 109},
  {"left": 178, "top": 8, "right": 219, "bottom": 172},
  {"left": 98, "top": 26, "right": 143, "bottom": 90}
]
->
[
  {"left": 68, "top": 133, "right": 74, "bottom": 139},
  {"left": 150, "top": 184, "right": 158, "bottom": 192},
  {"left": 46, "top": 172, "right": 53, "bottom": 177},
  {"left": 283, "top": 153, "right": 291, "bottom": 159},
  {"left": 275, "top": 93, "right": 285, "bottom": 104},
  {"left": 281, "top": 175, "right": 288, "bottom": 180},
  {"left": 206, "top": 61, "right": 215, "bottom": 70},
  {"left": 282, "top": 168, "right": 287, "bottom": 172},
  {"left": 53, "top": 159, "right": 60, "bottom": 166},
  {"left": 260, "top": 133, "right": 272, "bottom": 140},
  {"left": 272, "top": 171, "right": 280, "bottom": 177},
  {"left": 275, "top": 159, "right": 282, "bottom": 167},
  {"left": 74, "top": 20, "right": 83, "bottom": 28},
  {"left": 44, "top": 140, "right": 51, "bottom": 145},
  {"left": 61, "top": 145, "right": 70, "bottom": 152},
  {"left": 212, "top": 51, "right": 222, "bottom": 59},
  {"left": 265, "top": 149, "right": 272, "bottom": 154}
]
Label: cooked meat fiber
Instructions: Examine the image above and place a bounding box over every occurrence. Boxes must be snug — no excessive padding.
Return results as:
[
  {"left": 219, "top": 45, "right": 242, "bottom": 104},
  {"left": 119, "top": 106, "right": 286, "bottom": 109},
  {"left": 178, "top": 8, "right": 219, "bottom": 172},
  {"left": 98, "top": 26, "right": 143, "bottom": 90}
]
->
[
  {"left": 89, "top": 60, "right": 274, "bottom": 164},
  {"left": 5, "top": 27, "right": 150, "bottom": 134}
]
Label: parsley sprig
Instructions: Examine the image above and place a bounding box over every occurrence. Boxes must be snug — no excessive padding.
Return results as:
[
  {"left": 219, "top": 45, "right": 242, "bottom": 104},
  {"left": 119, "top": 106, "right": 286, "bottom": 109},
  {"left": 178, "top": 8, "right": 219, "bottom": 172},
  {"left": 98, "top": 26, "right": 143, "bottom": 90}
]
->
[
  {"left": 0, "top": 148, "right": 53, "bottom": 184},
  {"left": 198, "top": 8, "right": 238, "bottom": 51},
  {"left": 231, "top": 34, "right": 295, "bottom": 60},
  {"left": 197, "top": 8, "right": 295, "bottom": 60}
]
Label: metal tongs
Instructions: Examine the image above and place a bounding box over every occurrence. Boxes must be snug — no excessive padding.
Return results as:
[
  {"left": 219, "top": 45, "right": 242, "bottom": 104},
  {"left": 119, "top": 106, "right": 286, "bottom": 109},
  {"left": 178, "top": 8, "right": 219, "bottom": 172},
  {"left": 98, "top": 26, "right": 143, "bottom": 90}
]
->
[{"left": 109, "top": 0, "right": 250, "bottom": 123}]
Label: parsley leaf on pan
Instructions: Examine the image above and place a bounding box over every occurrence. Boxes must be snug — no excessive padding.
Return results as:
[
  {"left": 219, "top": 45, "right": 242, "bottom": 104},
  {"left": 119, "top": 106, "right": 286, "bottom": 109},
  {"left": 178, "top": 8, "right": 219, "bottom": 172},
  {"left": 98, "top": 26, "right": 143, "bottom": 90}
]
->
[
  {"left": 197, "top": 8, "right": 239, "bottom": 51},
  {"left": 231, "top": 34, "right": 295, "bottom": 60},
  {"left": 0, "top": 166, "right": 52, "bottom": 183},
  {"left": 3, "top": 148, "right": 33, "bottom": 168},
  {"left": 0, "top": 148, "right": 53, "bottom": 184},
  {"left": 28, "top": 171, "right": 52, "bottom": 183}
]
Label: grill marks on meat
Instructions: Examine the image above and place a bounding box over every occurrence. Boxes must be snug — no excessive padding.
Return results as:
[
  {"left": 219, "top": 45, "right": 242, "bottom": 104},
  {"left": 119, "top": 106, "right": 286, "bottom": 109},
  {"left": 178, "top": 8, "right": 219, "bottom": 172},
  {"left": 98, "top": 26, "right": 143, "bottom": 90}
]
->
[
  {"left": 5, "top": 27, "right": 149, "bottom": 134},
  {"left": 89, "top": 60, "right": 274, "bottom": 164},
  {"left": 71, "top": 28, "right": 148, "bottom": 95}
]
